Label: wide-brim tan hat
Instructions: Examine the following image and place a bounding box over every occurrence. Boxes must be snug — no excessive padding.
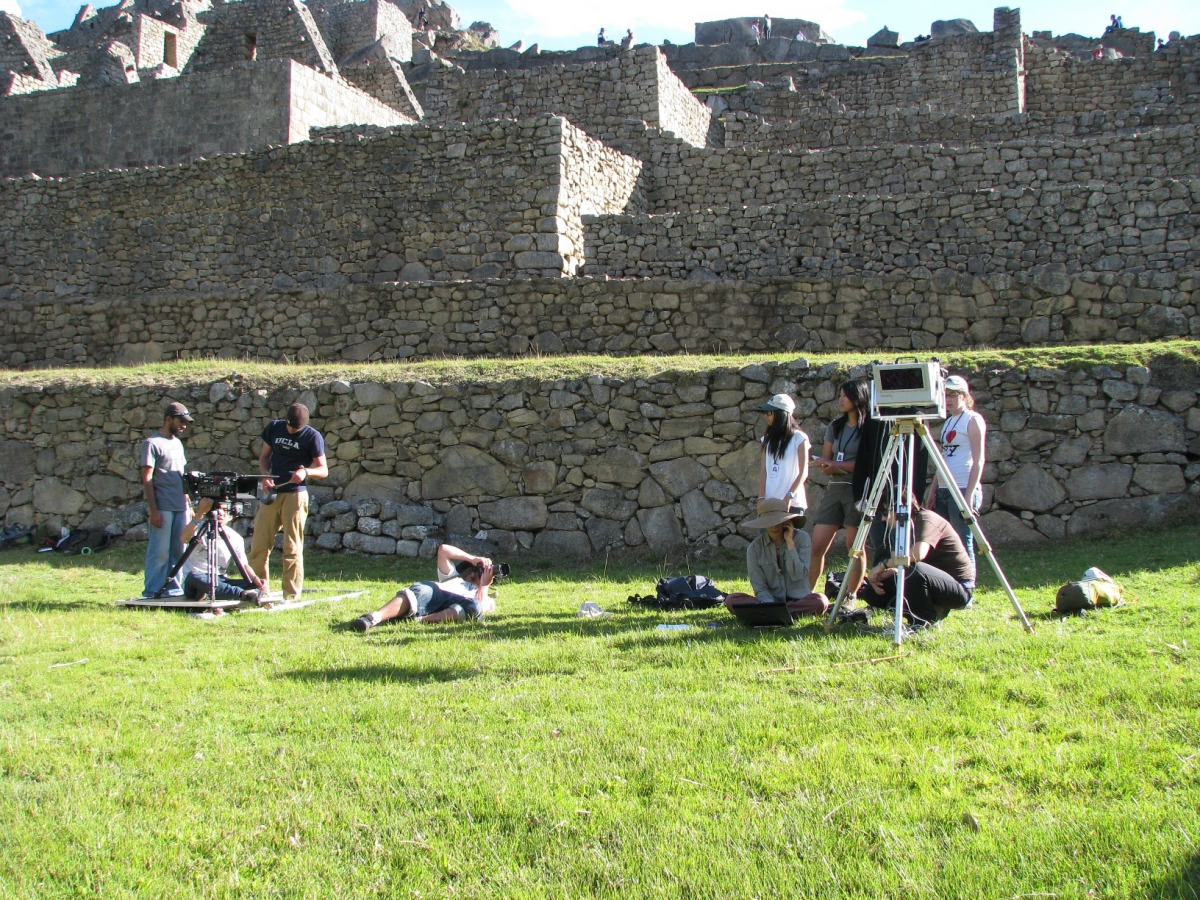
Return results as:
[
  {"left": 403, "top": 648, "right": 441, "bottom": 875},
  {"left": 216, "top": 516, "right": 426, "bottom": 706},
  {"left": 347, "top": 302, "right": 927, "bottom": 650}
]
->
[{"left": 744, "top": 498, "right": 806, "bottom": 530}]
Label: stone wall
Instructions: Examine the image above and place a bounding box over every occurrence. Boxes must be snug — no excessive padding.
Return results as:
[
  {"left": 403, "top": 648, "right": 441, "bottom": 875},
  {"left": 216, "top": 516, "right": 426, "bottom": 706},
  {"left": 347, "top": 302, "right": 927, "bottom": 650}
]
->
[
  {"left": 585, "top": 179, "right": 1200, "bottom": 280},
  {"left": 2, "top": 356, "right": 1197, "bottom": 555},
  {"left": 644, "top": 127, "right": 1200, "bottom": 212},
  {"left": 721, "top": 105, "right": 1200, "bottom": 152},
  {"left": 0, "top": 116, "right": 642, "bottom": 299},
  {"left": 2, "top": 271, "right": 1196, "bottom": 369},
  {"left": 1024, "top": 37, "right": 1200, "bottom": 117},
  {"left": 414, "top": 46, "right": 720, "bottom": 148},
  {"left": 0, "top": 59, "right": 409, "bottom": 178}
]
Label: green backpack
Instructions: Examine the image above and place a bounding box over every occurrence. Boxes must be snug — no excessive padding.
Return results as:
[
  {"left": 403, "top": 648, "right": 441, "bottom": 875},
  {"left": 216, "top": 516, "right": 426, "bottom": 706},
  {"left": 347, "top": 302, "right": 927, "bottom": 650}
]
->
[{"left": 1054, "top": 571, "right": 1124, "bottom": 616}]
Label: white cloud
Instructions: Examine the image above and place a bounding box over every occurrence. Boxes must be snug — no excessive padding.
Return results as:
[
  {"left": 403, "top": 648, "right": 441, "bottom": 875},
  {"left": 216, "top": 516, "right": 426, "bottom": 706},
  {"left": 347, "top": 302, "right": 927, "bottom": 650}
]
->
[
  {"left": 0, "top": 0, "right": 24, "bottom": 16},
  {"left": 501, "top": 0, "right": 865, "bottom": 40}
]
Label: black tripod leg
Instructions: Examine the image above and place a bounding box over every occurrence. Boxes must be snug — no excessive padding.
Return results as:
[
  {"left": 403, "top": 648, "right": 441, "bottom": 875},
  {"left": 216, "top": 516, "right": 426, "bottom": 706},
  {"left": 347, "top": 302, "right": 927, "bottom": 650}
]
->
[{"left": 218, "top": 523, "right": 258, "bottom": 591}]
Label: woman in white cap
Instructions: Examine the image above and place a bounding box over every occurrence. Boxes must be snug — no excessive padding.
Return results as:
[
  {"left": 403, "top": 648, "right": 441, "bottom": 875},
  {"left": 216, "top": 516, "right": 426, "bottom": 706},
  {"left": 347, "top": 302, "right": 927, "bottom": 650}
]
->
[
  {"left": 756, "top": 393, "right": 810, "bottom": 514},
  {"left": 925, "top": 374, "right": 986, "bottom": 568},
  {"left": 809, "top": 378, "right": 871, "bottom": 596}
]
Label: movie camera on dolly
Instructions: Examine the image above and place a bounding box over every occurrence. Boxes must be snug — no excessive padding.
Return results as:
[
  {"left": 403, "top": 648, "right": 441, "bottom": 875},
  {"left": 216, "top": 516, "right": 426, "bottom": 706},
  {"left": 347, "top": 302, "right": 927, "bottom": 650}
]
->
[
  {"left": 824, "top": 359, "right": 1034, "bottom": 645},
  {"left": 149, "top": 471, "right": 267, "bottom": 604}
]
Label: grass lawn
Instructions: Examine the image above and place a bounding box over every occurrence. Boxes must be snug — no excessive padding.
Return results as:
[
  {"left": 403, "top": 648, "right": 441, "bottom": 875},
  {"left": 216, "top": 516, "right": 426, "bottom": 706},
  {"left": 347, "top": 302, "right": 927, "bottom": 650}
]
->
[{"left": 1, "top": 526, "right": 1198, "bottom": 898}]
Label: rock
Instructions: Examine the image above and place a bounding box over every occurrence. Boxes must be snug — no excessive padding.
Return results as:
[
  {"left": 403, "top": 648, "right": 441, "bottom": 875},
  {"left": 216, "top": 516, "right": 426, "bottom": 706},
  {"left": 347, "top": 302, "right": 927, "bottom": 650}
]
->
[
  {"left": 397, "top": 262, "right": 431, "bottom": 281},
  {"left": 867, "top": 26, "right": 898, "bottom": 47},
  {"left": 1068, "top": 494, "right": 1197, "bottom": 537},
  {"left": 320, "top": 500, "right": 353, "bottom": 516},
  {"left": 522, "top": 461, "right": 557, "bottom": 493},
  {"left": 1065, "top": 464, "right": 1133, "bottom": 501},
  {"left": 585, "top": 517, "right": 624, "bottom": 552},
  {"left": 315, "top": 532, "right": 343, "bottom": 550},
  {"left": 396, "top": 539, "right": 421, "bottom": 557},
  {"left": 342, "top": 532, "right": 396, "bottom": 554},
  {"left": 1104, "top": 407, "right": 1186, "bottom": 455},
  {"left": 86, "top": 474, "right": 132, "bottom": 505},
  {"left": 580, "top": 488, "right": 637, "bottom": 521},
  {"left": 583, "top": 448, "right": 646, "bottom": 486},
  {"left": 636, "top": 506, "right": 685, "bottom": 554},
  {"left": 444, "top": 505, "right": 472, "bottom": 536},
  {"left": 422, "top": 446, "right": 512, "bottom": 499},
  {"left": 930, "top": 18, "right": 977, "bottom": 36},
  {"left": 624, "top": 517, "right": 645, "bottom": 546},
  {"left": 33, "top": 479, "right": 86, "bottom": 516},
  {"left": 1138, "top": 305, "right": 1188, "bottom": 338},
  {"left": 478, "top": 496, "right": 548, "bottom": 531},
  {"left": 357, "top": 516, "right": 383, "bottom": 536},
  {"left": 718, "top": 442, "right": 761, "bottom": 499},
  {"left": 354, "top": 499, "right": 382, "bottom": 518},
  {"left": 980, "top": 511, "right": 1046, "bottom": 544},
  {"left": 1050, "top": 437, "right": 1090, "bottom": 466},
  {"left": 649, "top": 457, "right": 710, "bottom": 499},
  {"left": 0, "top": 441, "right": 37, "bottom": 486},
  {"left": 680, "top": 489, "right": 723, "bottom": 538},
  {"left": 343, "top": 474, "right": 410, "bottom": 505},
  {"left": 1133, "top": 464, "right": 1186, "bottom": 494},
  {"left": 531, "top": 530, "right": 592, "bottom": 557},
  {"left": 637, "top": 477, "right": 668, "bottom": 508},
  {"left": 994, "top": 464, "right": 1065, "bottom": 513}
]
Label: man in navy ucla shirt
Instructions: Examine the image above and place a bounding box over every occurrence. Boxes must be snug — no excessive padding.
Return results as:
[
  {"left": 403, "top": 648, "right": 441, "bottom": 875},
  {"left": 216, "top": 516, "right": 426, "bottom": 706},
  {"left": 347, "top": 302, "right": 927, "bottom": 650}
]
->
[{"left": 248, "top": 402, "right": 328, "bottom": 601}]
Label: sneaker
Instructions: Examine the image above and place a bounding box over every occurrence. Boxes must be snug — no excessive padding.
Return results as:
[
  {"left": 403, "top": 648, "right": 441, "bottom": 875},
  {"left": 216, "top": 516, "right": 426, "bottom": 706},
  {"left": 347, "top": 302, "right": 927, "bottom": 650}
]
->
[
  {"left": 351, "top": 614, "right": 375, "bottom": 632},
  {"left": 837, "top": 606, "right": 871, "bottom": 625},
  {"left": 242, "top": 588, "right": 263, "bottom": 605}
]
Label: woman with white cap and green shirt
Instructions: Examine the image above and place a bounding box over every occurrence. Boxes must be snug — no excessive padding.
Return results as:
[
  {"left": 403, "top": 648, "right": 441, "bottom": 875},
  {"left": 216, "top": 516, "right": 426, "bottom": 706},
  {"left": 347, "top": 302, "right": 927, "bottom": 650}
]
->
[
  {"left": 756, "top": 393, "right": 810, "bottom": 514},
  {"left": 925, "top": 374, "right": 986, "bottom": 568}
]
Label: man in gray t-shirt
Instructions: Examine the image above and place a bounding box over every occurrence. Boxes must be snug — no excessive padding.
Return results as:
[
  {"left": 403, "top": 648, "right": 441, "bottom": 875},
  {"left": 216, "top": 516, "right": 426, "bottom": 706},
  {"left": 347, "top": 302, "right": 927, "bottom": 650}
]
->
[{"left": 140, "top": 401, "right": 192, "bottom": 596}]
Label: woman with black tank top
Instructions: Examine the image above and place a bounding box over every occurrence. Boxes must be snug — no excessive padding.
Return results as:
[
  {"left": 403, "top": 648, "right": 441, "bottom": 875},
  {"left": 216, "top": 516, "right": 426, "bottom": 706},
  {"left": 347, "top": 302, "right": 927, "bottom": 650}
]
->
[{"left": 809, "top": 379, "right": 870, "bottom": 597}]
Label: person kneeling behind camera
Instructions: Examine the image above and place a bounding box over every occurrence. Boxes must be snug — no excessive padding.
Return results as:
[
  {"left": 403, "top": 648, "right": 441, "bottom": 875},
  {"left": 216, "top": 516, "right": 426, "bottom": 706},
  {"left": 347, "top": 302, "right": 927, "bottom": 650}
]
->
[
  {"left": 352, "top": 543, "right": 497, "bottom": 631},
  {"left": 180, "top": 498, "right": 266, "bottom": 603},
  {"left": 862, "top": 494, "right": 975, "bottom": 627}
]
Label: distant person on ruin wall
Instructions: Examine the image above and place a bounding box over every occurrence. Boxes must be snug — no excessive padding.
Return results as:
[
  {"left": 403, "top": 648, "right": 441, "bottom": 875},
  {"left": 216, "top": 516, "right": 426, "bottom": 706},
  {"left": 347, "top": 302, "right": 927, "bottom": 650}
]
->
[
  {"left": 750, "top": 21, "right": 761, "bottom": 43},
  {"left": 247, "top": 402, "right": 327, "bottom": 602},
  {"left": 620, "top": 29, "right": 634, "bottom": 50},
  {"left": 598, "top": 27, "right": 606, "bottom": 46},
  {"left": 416, "top": 5, "right": 427, "bottom": 29},
  {"left": 140, "top": 401, "right": 193, "bottom": 597},
  {"left": 763, "top": 14, "right": 772, "bottom": 39}
]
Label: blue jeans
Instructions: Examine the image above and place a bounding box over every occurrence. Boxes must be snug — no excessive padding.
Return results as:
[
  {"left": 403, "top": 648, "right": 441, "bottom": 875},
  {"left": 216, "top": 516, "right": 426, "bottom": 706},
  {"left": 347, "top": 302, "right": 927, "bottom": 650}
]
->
[
  {"left": 143, "top": 509, "right": 186, "bottom": 596},
  {"left": 935, "top": 486, "right": 981, "bottom": 572},
  {"left": 184, "top": 573, "right": 253, "bottom": 601}
]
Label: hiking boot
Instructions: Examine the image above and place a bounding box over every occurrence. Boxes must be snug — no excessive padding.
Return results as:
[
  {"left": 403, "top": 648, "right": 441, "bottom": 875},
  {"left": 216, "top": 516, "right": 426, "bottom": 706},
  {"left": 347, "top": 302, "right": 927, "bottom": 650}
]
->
[{"left": 351, "top": 614, "right": 375, "bottom": 633}]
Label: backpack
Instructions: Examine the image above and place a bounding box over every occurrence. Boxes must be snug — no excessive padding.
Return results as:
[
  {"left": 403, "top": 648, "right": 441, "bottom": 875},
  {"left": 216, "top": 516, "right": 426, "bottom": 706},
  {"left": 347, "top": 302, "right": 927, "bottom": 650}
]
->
[
  {"left": 54, "top": 529, "right": 113, "bottom": 556},
  {"left": 629, "top": 575, "right": 726, "bottom": 610},
  {"left": 0, "top": 524, "right": 35, "bottom": 551},
  {"left": 1054, "top": 569, "right": 1124, "bottom": 616}
]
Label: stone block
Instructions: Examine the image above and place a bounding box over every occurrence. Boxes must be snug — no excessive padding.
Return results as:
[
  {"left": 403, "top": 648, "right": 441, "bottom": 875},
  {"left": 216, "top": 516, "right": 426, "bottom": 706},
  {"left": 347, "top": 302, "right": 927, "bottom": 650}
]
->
[
  {"left": 531, "top": 530, "right": 592, "bottom": 557},
  {"left": 649, "top": 457, "right": 710, "bottom": 499},
  {"left": 585, "top": 517, "right": 624, "bottom": 552},
  {"left": 1104, "top": 407, "right": 1186, "bottom": 455},
  {"left": 0, "top": 441, "right": 37, "bottom": 486},
  {"left": 980, "top": 511, "right": 1046, "bottom": 544},
  {"left": 344, "top": 474, "right": 410, "bottom": 505},
  {"left": 994, "top": 464, "right": 1065, "bottom": 513},
  {"left": 33, "top": 479, "right": 86, "bottom": 516},
  {"left": 636, "top": 505, "right": 685, "bottom": 554},
  {"left": 1134, "top": 464, "right": 1186, "bottom": 494},
  {"left": 422, "top": 446, "right": 512, "bottom": 499},
  {"left": 1068, "top": 494, "right": 1196, "bottom": 537},
  {"left": 680, "top": 489, "right": 722, "bottom": 538},
  {"left": 581, "top": 488, "right": 637, "bottom": 521},
  {"left": 1065, "top": 464, "right": 1132, "bottom": 501},
  {"left": 478, "top": 497, "right": 548, "bottom": 531},
  {"left": 583, "top": 448, "right": 646, "bottom": 487}
]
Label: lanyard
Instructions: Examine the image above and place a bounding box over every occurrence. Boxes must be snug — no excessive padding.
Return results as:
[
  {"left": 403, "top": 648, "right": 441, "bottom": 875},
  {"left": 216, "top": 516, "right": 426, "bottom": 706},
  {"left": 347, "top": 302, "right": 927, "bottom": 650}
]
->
[
  {"left": 942, "top": 412, "right": 966, "bottom": 446},
  {"left": 836, "top": 423, "right": 857, "bottom": 460}
]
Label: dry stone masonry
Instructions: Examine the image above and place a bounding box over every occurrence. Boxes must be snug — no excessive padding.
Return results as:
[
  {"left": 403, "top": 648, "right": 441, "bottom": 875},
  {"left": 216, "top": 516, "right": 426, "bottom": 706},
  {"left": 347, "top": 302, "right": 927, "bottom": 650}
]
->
[
  {"left": 1, "top": 357, "right": 1196, "bottom": 554},
  {"left": 2, "top": 0, "right": 1199, "bottom": 547}
]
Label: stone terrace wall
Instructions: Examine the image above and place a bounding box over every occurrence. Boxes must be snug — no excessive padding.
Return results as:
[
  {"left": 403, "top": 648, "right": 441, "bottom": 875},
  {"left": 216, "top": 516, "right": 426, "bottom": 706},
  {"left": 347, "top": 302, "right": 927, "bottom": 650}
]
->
[
  {"left": 0, "top": 59, "right": 408, "bottom": 178},
  {"left": 414, "top": 46, "right": 720, "bottom": 148},
  {"left": 2, "top": 357, "right": 1197, "bottom": 555},
  {"left": 645, "top": 127, "right": 1200, "bottom": 212},
  {"left": 721, "top": 105, "right": 1200, "bottom": 152},
  {"left": 586, "top": 179, "right": 1200, "bottom": 280},
  {"left": 0, "top": 116, "right": 644, "bottom": 298},
  {"left": 2, "top": 271, "right": 1197, "bottom": 369},
  {"left": 1024, "top": 38, "right": 1200, "bottom": 117}
]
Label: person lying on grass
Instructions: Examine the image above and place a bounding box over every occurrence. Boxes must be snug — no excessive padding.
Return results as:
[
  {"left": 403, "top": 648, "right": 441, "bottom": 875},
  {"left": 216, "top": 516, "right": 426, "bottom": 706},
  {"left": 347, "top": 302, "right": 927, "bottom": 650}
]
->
[{"left": 351, "top": 543, "right": 496, "bottom": 631}]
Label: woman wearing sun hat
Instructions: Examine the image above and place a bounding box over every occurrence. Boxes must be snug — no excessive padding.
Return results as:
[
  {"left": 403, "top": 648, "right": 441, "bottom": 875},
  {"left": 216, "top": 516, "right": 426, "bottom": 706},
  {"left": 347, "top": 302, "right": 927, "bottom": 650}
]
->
[
  {"left": 756, "top": 392, "right": 810, "bottom": 515},
  {"left": 723, "top": 499, "right": 828, "bottom": 618},
  {"left": 925, "top": 374, "right": 987, "bottom": 569}
]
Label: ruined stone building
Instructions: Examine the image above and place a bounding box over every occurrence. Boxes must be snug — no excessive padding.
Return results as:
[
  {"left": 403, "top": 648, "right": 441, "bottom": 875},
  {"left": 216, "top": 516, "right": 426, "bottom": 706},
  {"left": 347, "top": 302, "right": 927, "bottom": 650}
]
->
[{"left": 0, "top": 4, "right": 1198, "bottom": 551}]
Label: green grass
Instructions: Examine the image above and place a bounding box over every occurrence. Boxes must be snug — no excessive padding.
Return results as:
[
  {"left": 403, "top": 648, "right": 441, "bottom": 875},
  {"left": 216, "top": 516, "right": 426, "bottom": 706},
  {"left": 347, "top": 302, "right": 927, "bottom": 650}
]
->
[
  {"left": 2, "top": 341, "right": 1198, "bottom": 390},
  {"left": 1, "top": 526, "right": 1199, "bottom": 898}
]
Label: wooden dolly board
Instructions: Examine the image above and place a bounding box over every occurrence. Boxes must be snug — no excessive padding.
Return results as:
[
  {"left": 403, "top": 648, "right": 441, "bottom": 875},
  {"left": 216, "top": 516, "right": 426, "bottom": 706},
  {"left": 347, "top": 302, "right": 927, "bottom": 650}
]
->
[{"left": 118, "top": 596, "right": 241, "bottom": 611}]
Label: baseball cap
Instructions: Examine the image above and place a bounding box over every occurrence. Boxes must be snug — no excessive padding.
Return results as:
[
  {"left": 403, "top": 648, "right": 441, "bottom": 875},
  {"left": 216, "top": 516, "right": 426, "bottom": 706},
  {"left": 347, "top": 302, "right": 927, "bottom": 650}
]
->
[
  {"left": 944, "top": 375, "right": 970, "bottom": 394},
  {"left": 164, "top": 401, "right": 194, "bottom": 422},
  {"left": 759, "top": 393, "right": 796, "bottom": 415}
]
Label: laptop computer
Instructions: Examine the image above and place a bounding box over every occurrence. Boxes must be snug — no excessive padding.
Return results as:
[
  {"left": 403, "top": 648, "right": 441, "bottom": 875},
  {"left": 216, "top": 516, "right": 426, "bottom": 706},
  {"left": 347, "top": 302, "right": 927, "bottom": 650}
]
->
[{"left": 729, "top": 601, "right": 795, "bottom": 628}]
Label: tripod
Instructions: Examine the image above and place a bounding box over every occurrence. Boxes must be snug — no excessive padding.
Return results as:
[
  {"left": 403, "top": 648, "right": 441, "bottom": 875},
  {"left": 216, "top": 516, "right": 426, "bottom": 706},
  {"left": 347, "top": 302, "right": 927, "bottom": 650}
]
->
[
  {"left": 153, "top": 506, "right": 257, "bottom": 604},
  {"left": 824, "top": 418, "right": 1034, "bottom": 646}
]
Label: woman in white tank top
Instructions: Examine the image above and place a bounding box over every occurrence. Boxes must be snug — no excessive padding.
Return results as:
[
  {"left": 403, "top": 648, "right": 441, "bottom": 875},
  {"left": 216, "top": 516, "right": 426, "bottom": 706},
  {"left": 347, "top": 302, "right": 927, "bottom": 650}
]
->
[
  {"left": 756, "top": 393, "right": 810, "bottom": 514},
  {"left": 925, "top": 374, "right": 986, "bottom": 569}
]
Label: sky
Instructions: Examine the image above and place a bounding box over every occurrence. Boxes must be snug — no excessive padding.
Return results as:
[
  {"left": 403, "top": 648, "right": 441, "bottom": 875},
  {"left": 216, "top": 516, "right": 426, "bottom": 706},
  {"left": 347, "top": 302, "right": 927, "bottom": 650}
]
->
[{"left": 11, "top": 0, "right": 1200, "bottom": 51}]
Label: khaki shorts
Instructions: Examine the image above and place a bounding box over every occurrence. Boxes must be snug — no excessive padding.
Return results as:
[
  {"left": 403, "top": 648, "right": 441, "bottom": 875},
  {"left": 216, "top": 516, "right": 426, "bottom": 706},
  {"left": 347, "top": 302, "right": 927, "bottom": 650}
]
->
[{"left": 814, "top": 482, "right": 857, "bottom": 528}]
